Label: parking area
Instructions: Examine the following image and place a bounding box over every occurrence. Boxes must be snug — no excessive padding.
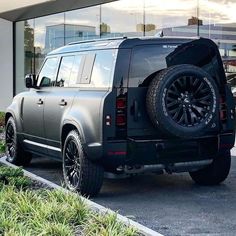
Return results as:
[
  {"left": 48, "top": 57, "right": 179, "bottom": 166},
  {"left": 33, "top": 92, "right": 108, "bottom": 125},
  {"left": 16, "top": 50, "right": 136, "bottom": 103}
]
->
[{"left": 23, "top": 152, "right": 236, "bottom": 236}]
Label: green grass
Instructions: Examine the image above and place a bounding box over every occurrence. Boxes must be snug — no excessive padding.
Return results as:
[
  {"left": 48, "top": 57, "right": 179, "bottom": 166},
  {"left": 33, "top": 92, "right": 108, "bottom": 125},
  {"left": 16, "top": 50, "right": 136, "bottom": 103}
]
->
[
  {"left": 0, "top": 187, "right": 138, "bottom": 236},
  {"left": 0, "top": 112, "right": 5, "bottom": 127},
  {"left": 0, "top": 165, "right": 138, "bottom": 236}
]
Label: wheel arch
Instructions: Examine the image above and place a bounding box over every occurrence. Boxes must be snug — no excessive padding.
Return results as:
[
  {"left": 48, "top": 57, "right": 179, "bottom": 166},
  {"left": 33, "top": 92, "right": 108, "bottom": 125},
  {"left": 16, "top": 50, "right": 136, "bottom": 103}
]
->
[
  {"left": 5, "top": 112, "right": 13, "bottom": 124},
  {"left": 61, "top": 121, "right": 85, "bottom": 148}
]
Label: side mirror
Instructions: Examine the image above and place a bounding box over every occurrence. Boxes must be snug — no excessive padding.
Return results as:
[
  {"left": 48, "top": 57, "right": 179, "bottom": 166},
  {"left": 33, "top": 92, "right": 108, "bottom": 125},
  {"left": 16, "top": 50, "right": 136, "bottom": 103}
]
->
[{"left": 25, "top": 74, "right": 36, "bottom": 88}]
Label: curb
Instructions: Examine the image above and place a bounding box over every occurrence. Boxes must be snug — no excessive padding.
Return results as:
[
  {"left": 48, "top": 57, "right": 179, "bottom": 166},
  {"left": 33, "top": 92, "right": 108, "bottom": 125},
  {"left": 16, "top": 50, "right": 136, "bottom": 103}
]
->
[{"left": 0, "top": 156, "right": 163, "bottom": 236}]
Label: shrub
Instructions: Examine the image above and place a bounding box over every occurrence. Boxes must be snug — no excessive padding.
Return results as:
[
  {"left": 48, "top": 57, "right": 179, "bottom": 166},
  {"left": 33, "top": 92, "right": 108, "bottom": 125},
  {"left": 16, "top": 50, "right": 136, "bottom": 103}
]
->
[
  {"left": 0, "top": 141, "right": 5, "bottom": 153},
  {"left": 0, "top": 166, "right": 138, "bottom": 236},
  {"left": 0, "top": 112, "right": 5, "bottom": 127},
  {"left": 0, "top": 166, "right": 32, "bottom": 189}
]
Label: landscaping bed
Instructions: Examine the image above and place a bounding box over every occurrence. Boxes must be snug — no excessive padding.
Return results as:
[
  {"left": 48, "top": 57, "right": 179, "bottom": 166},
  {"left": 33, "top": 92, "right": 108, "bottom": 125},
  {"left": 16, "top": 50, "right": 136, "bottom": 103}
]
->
[
  {"left": 0, "top": 164, "right": 138, "bottom": 236},
  {"left": 0, "top": 112, "right": 5, "bottom": 157}
]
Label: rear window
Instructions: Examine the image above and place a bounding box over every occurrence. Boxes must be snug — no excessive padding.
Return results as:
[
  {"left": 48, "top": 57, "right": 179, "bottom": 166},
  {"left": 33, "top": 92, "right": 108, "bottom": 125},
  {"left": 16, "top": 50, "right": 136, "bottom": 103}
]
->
[{"left": 129, "top": 45, "right": 177, "bottom": 87}]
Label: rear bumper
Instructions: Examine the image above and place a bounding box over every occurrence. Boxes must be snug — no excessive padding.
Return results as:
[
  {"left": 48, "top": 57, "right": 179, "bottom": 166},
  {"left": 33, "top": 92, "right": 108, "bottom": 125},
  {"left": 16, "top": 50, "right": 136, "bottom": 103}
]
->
[{"left": 102, "top": 133, "right": 235, "bottom": 167}]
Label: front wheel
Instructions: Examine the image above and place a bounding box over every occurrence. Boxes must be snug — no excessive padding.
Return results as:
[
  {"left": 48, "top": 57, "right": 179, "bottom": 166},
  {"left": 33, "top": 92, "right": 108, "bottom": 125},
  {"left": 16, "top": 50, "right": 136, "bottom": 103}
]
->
[
  {"left": 62, "top": 130, "right": 104, "bottom": 197},
  {"left": 189, "top": 150, "right": 231, "bottom": 185},
  {"left": 5, "top": 117, "right": 32, "bottom": 166}
]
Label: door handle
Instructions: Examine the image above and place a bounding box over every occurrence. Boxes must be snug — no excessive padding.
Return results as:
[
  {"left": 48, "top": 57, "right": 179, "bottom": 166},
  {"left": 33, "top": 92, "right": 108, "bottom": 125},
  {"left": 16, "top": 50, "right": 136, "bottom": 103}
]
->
[
  {"left": 59, "top": 99, "right": 67, "bottom": 106},
  {"left": 37, "top": 99, "right": 43, "bottom": 105}
]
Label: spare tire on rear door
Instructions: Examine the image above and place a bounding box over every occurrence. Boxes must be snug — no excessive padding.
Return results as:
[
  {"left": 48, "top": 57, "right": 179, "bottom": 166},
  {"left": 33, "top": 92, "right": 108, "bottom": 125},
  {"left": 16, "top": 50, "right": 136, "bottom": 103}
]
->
[{"left": 146, "top": 64, "right": 219, "bottom": 138}]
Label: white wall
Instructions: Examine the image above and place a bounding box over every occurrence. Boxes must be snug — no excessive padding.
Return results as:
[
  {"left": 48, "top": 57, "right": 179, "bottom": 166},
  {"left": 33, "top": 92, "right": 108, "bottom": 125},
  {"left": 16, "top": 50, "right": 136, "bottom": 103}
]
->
[{"left": 0, "top": 18, "right": 13, "bottom": 112}]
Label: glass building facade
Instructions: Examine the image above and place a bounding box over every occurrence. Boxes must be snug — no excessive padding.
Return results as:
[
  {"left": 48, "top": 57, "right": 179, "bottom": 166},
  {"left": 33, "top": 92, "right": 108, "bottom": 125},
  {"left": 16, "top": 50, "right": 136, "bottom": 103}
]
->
[{"left": 15, "top": 0, "right": 236, "bottom": 94}]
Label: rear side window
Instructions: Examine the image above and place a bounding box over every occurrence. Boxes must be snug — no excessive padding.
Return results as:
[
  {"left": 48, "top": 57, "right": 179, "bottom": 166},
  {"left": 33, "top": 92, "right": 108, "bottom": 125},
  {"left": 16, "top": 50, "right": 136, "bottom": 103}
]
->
[
  {"left": 56, "top": 56, "right": 75, "bottom": 87},
  {"left": 90, "top": 50, "right": 116, "bottom": 88},
  {"left": 129, "top": 45, "right": 177, "bottom": 87},
  {"left": 37, "top": 57, "right": 58, "bottom": 87},
  {"left": 70, "top": 55, "right": 84, "bottom": 85}
]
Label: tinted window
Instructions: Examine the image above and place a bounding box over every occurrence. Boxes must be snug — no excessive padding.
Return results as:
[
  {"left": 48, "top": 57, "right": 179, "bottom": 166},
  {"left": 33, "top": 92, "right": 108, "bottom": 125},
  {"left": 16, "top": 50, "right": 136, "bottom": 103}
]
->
[
  {"left": 56, "top": 56, "right": 75, "bottom": 87},
  {"left": 129, "top": 45, "right": 177, "bottom": 87},
  {"left": 90, "top": 50, "right": 115, "bottom": 88},
  {"left": 37, "top": 57, "right": 58, "bottom": 87}
]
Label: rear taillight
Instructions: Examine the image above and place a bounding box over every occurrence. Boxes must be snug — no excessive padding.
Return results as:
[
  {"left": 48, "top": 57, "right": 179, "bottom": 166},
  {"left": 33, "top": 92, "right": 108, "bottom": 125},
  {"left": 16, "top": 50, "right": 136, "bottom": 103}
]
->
[
  {"left": 116, "top": 97, "right": 126, "bottom": 109},
  {"left": 220, "top": 96, "right": 227, "bottom": 121},
  {"left": 116, "top": 96, "right": 127, "bottom": 127}
]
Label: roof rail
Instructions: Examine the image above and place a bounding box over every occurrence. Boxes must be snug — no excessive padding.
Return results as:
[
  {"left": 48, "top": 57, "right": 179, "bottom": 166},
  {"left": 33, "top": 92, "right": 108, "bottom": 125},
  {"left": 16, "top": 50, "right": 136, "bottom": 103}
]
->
[{"left": 68, "top": 36, "right": 127, "bottom": 45}]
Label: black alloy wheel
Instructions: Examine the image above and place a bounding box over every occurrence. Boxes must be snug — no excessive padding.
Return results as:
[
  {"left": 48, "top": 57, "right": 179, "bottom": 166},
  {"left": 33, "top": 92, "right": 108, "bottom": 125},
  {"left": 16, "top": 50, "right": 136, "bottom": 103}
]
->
[
  {"left": 5, "top": 117, "right": 32, "bottom": 166},
  {"left": 62, "top": 130, "right": 104, "bottom": 197},
  {"left": 146, "top": 64, "right": 219, "bottom": 138},
  {"left": 6, "top": 121, "right": 16, "bottom": 161},
  {"left": 166, "top": 75, "right": 213, "bottom": 127},
  {"left": 64, "top": 136, "right": 81, "bottom": 190}
]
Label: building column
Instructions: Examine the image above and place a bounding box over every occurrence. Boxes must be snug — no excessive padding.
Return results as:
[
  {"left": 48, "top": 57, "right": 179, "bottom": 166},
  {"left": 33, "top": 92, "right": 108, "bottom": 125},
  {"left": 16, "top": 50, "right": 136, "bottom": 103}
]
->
[{"left": 0, "top": 18, "right": 13, "bottom": 111}]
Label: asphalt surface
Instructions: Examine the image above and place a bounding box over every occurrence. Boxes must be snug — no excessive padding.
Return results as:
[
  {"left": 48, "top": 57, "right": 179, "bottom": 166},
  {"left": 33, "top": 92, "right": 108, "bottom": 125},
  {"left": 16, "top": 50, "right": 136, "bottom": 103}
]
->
[{"left": 24, "top": 155, "right": 236, "bottom": 236}]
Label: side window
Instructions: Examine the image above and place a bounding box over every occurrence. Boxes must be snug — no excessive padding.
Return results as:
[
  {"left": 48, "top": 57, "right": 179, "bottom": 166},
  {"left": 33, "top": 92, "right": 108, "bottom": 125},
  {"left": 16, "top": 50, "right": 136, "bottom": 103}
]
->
[
  {"left": 80, "top": 53, "right": 95, "bottom": 84},
  {"left": 90, "top": 50, "right": 115, "bottom": 88},
  {"left": 70, "top": 55, "right": 84, "bottom": 85},
  {"left": 56, "top": 56, "right": 75, "bottom": 87},
  {"left": 37, "top": 57, "right": 58, "bottom": 87}
]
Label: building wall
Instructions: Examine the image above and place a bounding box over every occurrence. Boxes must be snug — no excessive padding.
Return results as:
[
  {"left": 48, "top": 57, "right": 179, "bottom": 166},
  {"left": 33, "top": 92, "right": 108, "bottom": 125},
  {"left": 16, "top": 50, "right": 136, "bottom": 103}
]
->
[{"left": 0, "top": 18, "right": 13, "bottom": 111}]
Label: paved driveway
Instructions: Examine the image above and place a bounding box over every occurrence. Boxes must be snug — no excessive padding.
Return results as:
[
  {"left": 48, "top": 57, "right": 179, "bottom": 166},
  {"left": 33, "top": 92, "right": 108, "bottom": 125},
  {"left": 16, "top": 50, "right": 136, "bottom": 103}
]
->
[{"left": 25, "top": 155, "right": 236, "bottom": 236}]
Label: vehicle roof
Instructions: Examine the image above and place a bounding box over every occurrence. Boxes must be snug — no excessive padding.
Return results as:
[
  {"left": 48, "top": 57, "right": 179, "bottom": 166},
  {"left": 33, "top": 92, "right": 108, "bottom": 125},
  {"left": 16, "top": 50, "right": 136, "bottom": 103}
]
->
[{"left": 48, "top": 36, "right": 198, "bottom": 55}]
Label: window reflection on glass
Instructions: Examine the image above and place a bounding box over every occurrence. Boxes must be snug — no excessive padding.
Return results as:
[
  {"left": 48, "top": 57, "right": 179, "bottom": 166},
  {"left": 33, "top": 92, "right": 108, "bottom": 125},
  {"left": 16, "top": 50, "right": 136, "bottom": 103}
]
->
[
  {"left": 34, "top": 13, "right": 64, "bottom": 73},
  {"left": 90, "top": 50, "right": 115, "bottom": 88},
  {"left": 65, "top": 6, "right": 100, "bottom": 43},
  {"left": 16, "top": 20, "right": 35, "bottom": 94},
  {"left": 70, "top": 55, "right": 83, "bottom": 85},
  {"left": 129, "top": 45, "right": 176, "bottom": 87},
  {"left": 199, "top": 0, "right": 236, "bottom": 91},
  {"left": 57, "top": 56, "right": 75, "bottom": 87},
  {"left": 24, "top": 20, "right": 34, "bottom": 75},
  {"left": 145, "top": 0, "right": 197, "bottom": 37},
  {"left": 101, "top": 0, "right": 143, "bottom": 37},
  {"left": 37, "top": 57, "right": 58, "bottom": 87}
]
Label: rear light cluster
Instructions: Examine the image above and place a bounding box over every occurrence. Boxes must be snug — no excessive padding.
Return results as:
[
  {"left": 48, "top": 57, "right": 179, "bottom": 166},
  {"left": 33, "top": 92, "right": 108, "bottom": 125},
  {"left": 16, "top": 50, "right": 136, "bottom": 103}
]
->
[
  {"left": 220, "top": 96, "right": 227, "bottom": 121},
  {"left": 116, "top": 96, "right": 127, "bottom": 127}
]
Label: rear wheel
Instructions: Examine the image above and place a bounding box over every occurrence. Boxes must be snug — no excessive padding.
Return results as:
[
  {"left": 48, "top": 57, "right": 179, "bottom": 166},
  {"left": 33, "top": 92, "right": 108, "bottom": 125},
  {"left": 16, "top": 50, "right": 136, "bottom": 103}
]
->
[
  {"left": 62, "top": 130, "right": 104, "bottom": 197},
  {"left": 5, "top": 117, "right": 32, "bottom": 166},
  {"left": 189, "top": 150, "right": 231, "bottom": 185},
  {"left": 146, "top": 64, "right": 219, "bottom": 138}
]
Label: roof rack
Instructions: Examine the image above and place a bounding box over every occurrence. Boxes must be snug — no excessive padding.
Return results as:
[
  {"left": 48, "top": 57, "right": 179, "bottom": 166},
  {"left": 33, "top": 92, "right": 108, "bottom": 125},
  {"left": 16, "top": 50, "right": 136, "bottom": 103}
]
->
[{"left": 68, "top": 36, "right": 127, "bottom": 45}]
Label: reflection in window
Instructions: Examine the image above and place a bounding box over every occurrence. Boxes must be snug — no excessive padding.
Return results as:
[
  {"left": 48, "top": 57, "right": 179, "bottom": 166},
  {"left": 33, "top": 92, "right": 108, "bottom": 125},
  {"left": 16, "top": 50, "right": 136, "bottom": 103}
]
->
[
  {"left": 90, "top": 50, "right": 115, "bottom": 88},
  {"left": 34, "top": 13, "right": 64, "bottom": 73},
  {"left": 145, "top": 0, "right": 197, "bottom": 37},
  {"left": 57, "top": 56, "right": 75, "bottom": 87},
  {"left": 70, "top": 55, "right": 83, "bottom": 85},
  {"left": 199, "top": 0, "right": 236, "bottom": 90},
  {"left": 129, "top": 45, "right": 177, "bottom": 87},
  {"left": 101, "top": 0, "right": 143, "bottom": 37},
  {"left": 65, "top": 6, "right": 100, "bottom": 43},
  {"left": 37, "top": 57, "right": 58, "bottom": 87}
]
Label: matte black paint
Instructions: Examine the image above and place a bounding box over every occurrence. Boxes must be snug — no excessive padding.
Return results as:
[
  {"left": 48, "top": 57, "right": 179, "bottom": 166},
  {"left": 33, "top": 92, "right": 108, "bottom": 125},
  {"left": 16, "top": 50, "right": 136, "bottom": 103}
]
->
[{"left": 6, "top": 37, "right": 235, "bottom": 171}]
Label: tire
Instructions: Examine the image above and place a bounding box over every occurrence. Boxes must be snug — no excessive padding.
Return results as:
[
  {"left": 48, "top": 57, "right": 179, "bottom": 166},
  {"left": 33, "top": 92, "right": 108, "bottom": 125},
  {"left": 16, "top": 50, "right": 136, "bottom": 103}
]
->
[
  {"left": 62, "top": 130, "right": 104, "bottom": 197},
  {"left": 146, "top": 64, "right": 219, "bottom": 138},
  {"left": 5, "top": 117, "right": 32, "bottom": 166},
  {"left": 189, "top": 150, "right": 231, "bottom": 185}
]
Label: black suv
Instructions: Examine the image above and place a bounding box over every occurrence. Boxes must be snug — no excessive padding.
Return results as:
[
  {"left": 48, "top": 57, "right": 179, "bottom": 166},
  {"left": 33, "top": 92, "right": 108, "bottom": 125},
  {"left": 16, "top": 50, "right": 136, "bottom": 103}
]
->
[{"left": 5, "top": 37, "right": 235, "bottom": 196}]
